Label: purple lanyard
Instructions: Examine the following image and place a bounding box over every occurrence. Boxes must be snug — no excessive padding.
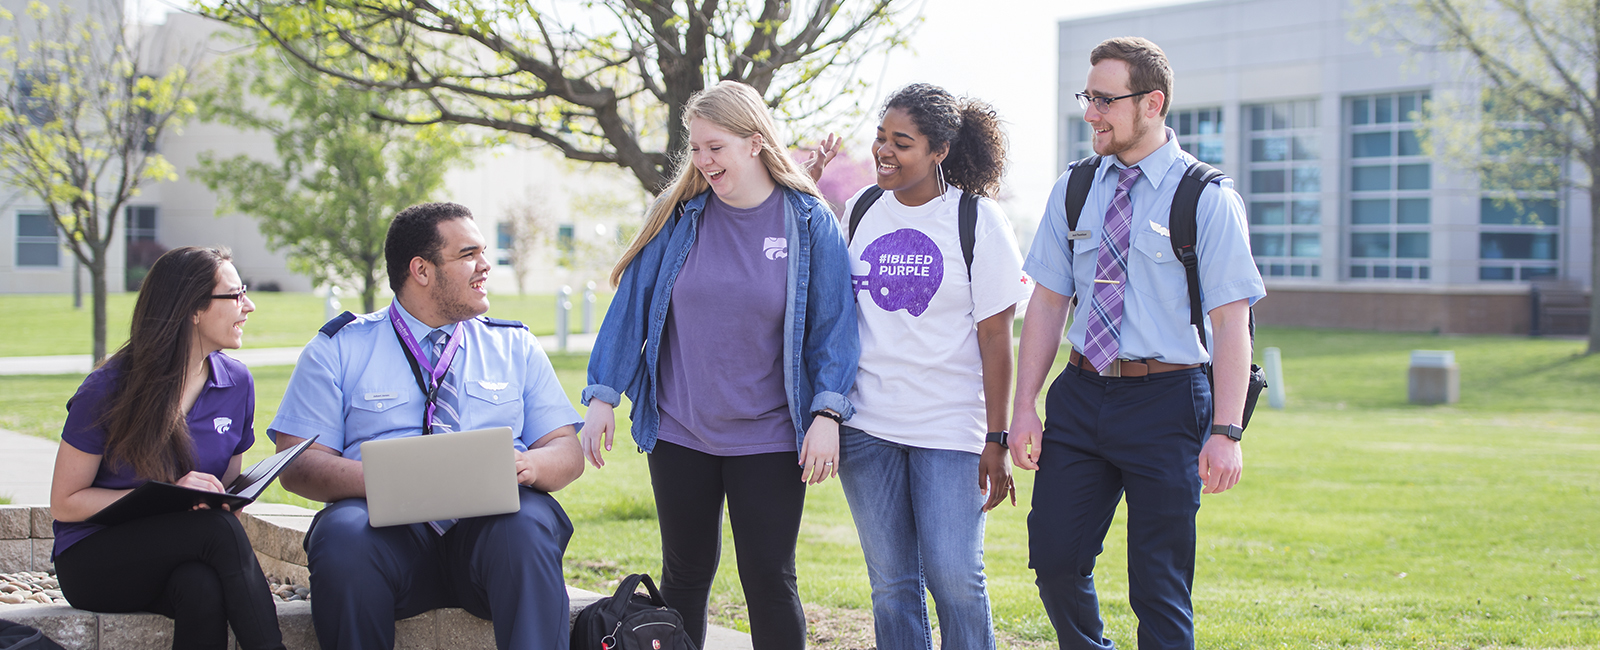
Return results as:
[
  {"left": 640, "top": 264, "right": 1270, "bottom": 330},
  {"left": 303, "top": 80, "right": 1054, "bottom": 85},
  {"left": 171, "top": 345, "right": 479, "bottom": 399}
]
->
[{"left": 388, "top": 304, "right": 463, "bottom": 435}]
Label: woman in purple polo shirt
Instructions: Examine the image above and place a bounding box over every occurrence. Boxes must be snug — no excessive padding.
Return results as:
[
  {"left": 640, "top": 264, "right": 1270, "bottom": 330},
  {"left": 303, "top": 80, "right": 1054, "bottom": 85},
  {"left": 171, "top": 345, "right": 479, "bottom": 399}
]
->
[{"left": 48, "top": 246, "right": 284, "bottom": 650}]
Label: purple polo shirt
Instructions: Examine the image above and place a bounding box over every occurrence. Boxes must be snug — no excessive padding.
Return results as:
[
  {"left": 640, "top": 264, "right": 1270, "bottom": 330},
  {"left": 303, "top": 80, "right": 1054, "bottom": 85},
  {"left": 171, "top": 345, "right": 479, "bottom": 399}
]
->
[
  {"left": 52, "top": 352, "right": 256, "bottom": 558},
  {"left": 656, "top": 189, "right": 794, "bottom": 455}
]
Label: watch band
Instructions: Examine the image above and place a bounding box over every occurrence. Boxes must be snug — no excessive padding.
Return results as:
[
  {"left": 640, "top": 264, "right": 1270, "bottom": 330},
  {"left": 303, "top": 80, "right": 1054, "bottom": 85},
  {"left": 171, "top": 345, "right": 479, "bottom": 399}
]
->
[
  {"left": 1210, "top": 423, "right": 1244, "bottom": 442},
  {"left": 986, "top": 431, "right": 1009, "bottom": 449}
]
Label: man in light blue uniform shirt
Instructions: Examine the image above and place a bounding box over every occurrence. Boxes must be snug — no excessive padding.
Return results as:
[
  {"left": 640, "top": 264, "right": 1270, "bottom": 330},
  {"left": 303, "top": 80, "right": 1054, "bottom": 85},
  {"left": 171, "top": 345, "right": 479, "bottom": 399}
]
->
[
  {"left": 269, "top": 202, "right": 584, "bottom": 650},
  {"left": 1009, "top": 37, "right": 1265, "bottom": 650}
]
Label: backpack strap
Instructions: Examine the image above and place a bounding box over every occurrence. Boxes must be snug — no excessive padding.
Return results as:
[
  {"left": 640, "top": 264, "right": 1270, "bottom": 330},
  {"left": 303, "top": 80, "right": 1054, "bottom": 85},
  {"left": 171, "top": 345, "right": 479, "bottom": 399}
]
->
[
  {"left": 1062, "top": 155, "right": 1102, "bottom": 255},
  {"left": 1168, "top": 161, "right": 1227, "bottom": 351},
  {"left": 603, "top": 574, "right": 650, "bottom": 620},
  {"left": 958, "top": 191, "right": 979, "bottom": 279},
  {"left": 847, "top": 185, "right": 886, "bottom": 243}
]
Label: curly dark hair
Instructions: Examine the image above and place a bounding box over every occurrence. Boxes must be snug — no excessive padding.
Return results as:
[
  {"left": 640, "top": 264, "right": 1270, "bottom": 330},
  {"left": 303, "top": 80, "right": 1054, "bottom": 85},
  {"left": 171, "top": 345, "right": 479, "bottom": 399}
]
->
[{"left": 881, "top": 83, "right": 1008, "bottom": 198}]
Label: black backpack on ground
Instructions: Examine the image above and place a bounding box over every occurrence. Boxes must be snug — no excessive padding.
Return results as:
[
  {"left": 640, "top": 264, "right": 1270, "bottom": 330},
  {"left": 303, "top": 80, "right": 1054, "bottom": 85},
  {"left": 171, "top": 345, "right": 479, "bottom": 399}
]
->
[
  {"left": 0, "top": 620, "right": 67, "bottom": 650},
  {"left": 847, "top": 186, "right": 982, "bottom": 279},
  {"left": 571, "top": 574, "right": 697, "bottom": 650},
  {"left": 1063, "top": 155, "right": 1267, "bottom": 429}
]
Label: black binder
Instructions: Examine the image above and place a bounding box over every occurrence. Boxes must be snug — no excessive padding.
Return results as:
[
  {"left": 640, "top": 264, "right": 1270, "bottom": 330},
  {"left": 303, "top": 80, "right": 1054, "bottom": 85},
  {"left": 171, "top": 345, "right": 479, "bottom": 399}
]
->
[{"left": 86, "top": 437, "right": 315, "bottom": 527}]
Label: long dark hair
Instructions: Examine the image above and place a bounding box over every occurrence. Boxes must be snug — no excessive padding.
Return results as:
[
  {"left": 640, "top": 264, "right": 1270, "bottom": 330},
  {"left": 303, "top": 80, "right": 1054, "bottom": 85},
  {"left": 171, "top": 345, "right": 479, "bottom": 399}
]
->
[
  {"left": 99, "top": 246, "right": 232, "bottom": 481},
  {"left": 882, "top": 83, "right": 1008, "bottom": 198}
]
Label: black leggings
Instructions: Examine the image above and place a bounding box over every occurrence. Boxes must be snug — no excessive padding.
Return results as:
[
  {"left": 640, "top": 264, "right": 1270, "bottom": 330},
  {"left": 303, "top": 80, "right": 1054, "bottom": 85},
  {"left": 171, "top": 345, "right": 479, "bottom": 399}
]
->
[
  {"left": 648, "top": 440, "right": 807, "bottom": 650},
  {"left": 54, "top": 509, "right": 285, "bottom": 650}
]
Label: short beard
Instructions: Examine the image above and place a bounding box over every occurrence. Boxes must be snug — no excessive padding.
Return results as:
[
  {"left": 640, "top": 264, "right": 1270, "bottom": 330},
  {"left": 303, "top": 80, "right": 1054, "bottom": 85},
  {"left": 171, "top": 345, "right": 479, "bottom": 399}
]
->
[{"left": 430, "top": 271, "right": 487, "bottom": 324}]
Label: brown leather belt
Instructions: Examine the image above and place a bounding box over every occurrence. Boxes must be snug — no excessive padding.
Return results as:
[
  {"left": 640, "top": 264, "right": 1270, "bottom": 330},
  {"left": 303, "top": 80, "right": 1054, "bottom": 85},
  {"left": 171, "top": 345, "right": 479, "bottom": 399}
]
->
[{"left": 1069, "top": 349, "right": 1201, "bottom": 378}]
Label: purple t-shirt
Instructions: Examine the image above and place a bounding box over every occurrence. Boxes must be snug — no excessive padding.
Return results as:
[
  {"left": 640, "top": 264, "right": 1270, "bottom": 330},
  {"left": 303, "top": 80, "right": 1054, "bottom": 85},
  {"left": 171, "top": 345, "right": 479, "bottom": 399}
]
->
[
  {"left": 656, "top": 189, "right": 793, "bottom": 455},
  {"left": 53, "top": 352, "right": 256, "bottom": 558}
]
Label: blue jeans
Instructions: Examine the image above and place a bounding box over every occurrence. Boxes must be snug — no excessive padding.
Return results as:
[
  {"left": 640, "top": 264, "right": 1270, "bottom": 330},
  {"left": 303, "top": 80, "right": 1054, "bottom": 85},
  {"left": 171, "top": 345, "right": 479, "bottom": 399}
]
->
[{"left": 838, "top": 425, "right": 996, "bottom": 650}]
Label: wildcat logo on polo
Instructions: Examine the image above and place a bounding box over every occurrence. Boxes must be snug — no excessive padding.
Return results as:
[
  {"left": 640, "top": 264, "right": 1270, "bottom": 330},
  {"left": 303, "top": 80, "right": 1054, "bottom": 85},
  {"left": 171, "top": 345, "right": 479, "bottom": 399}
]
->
[
  {"left": 213, "top": 417, "right": 232, "bottom": 435},
  {"left": 762, "top": 237, "right": 788, "bottom": 260}
]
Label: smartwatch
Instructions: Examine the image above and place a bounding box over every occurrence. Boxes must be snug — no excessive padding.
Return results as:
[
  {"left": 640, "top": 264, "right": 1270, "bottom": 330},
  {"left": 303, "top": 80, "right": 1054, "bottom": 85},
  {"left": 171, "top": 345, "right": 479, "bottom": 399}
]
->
[
  {"left": 1210, "top": 423, "right": 1243, "bottom": 442},
  {"left": 986, "top": 431, "right": 1009, "bottom": 449}
]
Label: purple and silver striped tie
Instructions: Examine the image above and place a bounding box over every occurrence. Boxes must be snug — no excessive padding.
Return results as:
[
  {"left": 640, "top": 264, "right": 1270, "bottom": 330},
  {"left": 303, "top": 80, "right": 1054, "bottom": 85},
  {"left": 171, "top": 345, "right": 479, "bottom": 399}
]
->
[{"left": 1080, "top": 166, "right": 1142, "bottom": 373}]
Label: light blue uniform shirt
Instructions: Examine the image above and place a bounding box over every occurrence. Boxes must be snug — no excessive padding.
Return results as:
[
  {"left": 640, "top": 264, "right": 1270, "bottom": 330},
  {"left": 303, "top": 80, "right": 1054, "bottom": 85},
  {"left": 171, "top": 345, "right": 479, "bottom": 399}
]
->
[
  {"left": 1025, "top": 127, "right": 1266, "bottom": 365},
  {"left": 268, "top": 300, "right": 582, "bottom": 461}
]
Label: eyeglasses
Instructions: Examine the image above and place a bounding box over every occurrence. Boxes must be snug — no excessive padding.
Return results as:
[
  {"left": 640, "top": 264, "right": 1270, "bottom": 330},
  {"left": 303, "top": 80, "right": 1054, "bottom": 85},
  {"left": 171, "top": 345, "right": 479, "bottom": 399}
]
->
[
  {"left": 1076, "top": 91, "right": 1152, "bottom": 113},
  {"left": 210, "top": 286, "right": 248, "bottom": 304}
]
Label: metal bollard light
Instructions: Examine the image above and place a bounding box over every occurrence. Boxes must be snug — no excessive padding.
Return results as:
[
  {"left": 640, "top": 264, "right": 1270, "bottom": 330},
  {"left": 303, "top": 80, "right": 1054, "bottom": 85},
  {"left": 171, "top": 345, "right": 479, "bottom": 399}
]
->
[
  {"left": 579, "top": 281, "right": 598, "bottom": 334},
  {"left": 1264, "top": 347, "right": 1286, "bottom": 409},
  {"left": 556, "top": 285, "right": 572, "bottom": 352},
  {"left": 324, "top": 286, "right": 342, "bottom": 322}
]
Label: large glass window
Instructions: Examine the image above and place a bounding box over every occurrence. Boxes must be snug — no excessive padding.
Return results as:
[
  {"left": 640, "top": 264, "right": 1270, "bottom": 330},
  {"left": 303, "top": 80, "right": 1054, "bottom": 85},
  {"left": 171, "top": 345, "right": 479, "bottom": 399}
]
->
[
  {"left": 1347, "top": 91, "right": 1431, "bottom": 281},
  {"left": 1067, "top": 119, "right": 1094, "bottom": 163},
  {"left": 1246, "top": 99, "right": 1320, "bottom": 278},
  {"left": 16, "top": 211, "right": 59, "bottom": 267},
  {"left": 1166, "top": 107, "right": 1224, "bottom": 165},
  {"left": 1478, "top": 120, "right": 1563, "bottom": 281}
]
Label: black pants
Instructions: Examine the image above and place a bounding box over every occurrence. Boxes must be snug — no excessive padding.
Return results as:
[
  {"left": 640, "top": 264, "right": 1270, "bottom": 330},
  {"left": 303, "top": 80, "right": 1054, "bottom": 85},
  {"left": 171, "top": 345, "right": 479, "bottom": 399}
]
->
[
  {"left": 648, "top": 440, "right": 806, "bottom": 650},
  {"left": 55, "top": 509, "right": 285, "bottom": 650}
]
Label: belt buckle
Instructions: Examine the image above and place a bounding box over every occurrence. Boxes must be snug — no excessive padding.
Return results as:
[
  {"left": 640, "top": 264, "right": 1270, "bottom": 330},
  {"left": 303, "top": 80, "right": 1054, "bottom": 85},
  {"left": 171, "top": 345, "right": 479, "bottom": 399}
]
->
[{"left": 1103, "top": 359, "right": 1122, "bottom": 378}]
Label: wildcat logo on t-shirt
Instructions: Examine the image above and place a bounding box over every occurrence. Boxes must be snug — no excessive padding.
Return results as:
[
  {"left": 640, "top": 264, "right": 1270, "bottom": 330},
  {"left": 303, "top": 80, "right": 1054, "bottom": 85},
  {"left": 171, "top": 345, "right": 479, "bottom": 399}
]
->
[
  {"left": 851, "top": 228, "right": 943, "bottom": 316},
  {"left": 213, "top": 417, "right": 232, "bottom": 435},
  {"left": 763, "top": 237, "right": 788, "bottom": 260}
]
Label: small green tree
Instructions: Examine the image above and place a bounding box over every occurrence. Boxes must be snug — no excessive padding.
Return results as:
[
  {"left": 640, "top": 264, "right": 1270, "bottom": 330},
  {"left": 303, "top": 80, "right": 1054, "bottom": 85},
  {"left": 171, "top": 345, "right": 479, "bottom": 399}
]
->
[
  {"left": 194, "top": 49, "right": 472, "bottom": 313},
  {"left": 1360, "top": 0, "right": 1600, "bottom": 352},
  {"left": 0, "top": 1, "right": 195, "bottom": 364}
]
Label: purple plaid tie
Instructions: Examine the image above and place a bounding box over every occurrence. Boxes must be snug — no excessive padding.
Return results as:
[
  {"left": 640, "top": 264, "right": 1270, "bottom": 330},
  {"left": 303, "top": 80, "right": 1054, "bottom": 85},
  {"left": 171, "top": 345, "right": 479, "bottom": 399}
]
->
[{"left": 1081, "top": 166, "right": 1142, "bottom": 373}]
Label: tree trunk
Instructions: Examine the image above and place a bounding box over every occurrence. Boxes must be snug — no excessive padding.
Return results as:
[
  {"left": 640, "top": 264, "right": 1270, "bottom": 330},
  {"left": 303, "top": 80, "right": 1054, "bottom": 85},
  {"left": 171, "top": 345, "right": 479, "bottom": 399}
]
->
[
  {"left": 362, "top": 277, "right": 378, "bottom": 314},
  {"left": 90, "top": 253, "right": 108, "bottom": 366}
]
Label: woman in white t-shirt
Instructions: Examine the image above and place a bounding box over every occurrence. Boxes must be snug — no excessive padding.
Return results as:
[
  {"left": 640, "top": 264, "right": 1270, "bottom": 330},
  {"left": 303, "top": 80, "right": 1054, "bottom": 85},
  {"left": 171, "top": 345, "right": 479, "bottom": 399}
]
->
[{"left": 837, "top": 83, "right": 1031, "bottom": 650}]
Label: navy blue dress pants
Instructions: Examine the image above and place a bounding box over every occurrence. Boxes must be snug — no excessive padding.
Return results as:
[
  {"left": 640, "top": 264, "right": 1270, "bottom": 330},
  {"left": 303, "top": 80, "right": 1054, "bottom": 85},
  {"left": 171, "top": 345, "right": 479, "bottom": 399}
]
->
[
  {"left": 304, "top": 487, "right": 573, "bottom": 650},
  {"left": 1029, "top": 364, "right": 1210, "bottom": 650}
]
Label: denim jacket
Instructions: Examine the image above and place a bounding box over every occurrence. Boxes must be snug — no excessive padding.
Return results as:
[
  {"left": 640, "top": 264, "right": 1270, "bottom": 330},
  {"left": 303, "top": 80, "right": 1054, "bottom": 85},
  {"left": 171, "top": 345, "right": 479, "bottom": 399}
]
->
[{"left": 582, "top": 187, "right": 859, "bottom": 452}]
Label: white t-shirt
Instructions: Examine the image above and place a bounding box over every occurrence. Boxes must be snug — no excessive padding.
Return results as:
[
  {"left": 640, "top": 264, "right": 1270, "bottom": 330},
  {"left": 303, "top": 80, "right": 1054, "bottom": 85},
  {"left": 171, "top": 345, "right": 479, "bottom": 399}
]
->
[{"left": 843, "top": 185, "right": 1033, "bottom": 454}]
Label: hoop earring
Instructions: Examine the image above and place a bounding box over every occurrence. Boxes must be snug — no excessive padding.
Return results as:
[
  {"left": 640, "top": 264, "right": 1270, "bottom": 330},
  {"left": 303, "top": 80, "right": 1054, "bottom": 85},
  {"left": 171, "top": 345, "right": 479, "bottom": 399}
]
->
[{"left": 936, "top": 164, "right": 948, "bottom": 199}]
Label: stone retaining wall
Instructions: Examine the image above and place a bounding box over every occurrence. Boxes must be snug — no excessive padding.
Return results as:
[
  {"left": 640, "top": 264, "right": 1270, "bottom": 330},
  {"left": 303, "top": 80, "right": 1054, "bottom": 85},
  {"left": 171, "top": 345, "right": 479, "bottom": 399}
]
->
[
  {"left": 0, "top": 505, "right": 55, "bottom": 575},
  {"left": 1, "top": 504, "right": 751, "bottom": 649}
]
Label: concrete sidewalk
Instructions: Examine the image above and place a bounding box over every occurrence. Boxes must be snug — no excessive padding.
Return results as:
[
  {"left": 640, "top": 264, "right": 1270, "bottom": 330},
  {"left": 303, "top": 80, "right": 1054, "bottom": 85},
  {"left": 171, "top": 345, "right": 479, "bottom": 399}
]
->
[
  {"left": 0, "top": 333, "right": 596, "bottom": 376},
  {"left": 0, "top": 427, "right": 57, "bottom": 505}
]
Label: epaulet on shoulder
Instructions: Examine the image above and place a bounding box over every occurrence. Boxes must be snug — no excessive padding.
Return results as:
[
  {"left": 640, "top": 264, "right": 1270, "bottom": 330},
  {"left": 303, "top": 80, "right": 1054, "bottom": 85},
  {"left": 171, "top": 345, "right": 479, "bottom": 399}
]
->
[
  {"left": 480, "top": 316, "right": 528, "bottom": 330},
  {"left": 319, "top": 311, "right": 357, "bottom": 337}
]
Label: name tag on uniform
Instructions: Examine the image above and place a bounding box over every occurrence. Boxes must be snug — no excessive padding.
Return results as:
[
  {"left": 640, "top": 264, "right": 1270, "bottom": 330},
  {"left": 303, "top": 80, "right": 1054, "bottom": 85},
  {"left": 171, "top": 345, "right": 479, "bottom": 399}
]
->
[
  {"left": 1067, "top": 230, "right": 1092, "bottom": 240},
  {"left": 364, "top": 392, "right": 398, "bottom": 401}
]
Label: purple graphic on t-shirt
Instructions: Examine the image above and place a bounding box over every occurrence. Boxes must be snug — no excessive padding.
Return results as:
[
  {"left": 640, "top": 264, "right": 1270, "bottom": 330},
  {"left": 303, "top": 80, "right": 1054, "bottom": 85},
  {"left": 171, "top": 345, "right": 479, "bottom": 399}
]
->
[{"left": 852, "top": 228, "right": 943, "bottom": 317}]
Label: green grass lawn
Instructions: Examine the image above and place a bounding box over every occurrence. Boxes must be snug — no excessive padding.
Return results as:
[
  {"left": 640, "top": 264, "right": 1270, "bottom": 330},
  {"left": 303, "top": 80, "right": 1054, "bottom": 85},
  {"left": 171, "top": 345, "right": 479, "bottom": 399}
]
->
[
  {"left": 0, "top": 291, "right": 613, "bottom": 357},
  {"left": 2, "top": 327, "right": 1596, "bottom": 648}
]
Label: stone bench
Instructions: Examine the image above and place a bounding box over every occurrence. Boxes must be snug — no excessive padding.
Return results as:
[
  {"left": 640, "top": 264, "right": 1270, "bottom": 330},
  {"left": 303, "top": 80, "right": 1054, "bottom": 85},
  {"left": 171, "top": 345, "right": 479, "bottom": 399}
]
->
[{"left": 1, "top": 504, "right": 751, "bottom": 649}]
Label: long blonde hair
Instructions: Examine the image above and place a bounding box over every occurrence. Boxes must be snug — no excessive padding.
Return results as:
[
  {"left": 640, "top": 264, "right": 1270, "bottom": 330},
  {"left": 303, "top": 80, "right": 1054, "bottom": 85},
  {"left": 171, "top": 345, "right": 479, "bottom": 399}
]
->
[{"left": 609, "top": 81, "right": 823, "bottom": 287}]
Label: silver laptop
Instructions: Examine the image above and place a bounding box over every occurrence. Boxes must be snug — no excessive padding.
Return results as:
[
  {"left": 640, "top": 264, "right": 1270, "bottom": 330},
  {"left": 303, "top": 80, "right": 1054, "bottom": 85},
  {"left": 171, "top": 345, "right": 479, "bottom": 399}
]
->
[{"left": 361, "top": 427, "right": 521, "bottom": 527}]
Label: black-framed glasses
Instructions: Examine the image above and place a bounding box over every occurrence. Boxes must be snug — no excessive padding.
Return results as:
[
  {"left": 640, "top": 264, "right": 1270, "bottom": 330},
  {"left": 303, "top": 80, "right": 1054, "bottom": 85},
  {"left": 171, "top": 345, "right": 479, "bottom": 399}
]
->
[
  {"left": 1076, "top": 91, "right": 1152, "bottom": 113},
  {"left": 210, "top": 286, "right": 248, "bottom": 303}
]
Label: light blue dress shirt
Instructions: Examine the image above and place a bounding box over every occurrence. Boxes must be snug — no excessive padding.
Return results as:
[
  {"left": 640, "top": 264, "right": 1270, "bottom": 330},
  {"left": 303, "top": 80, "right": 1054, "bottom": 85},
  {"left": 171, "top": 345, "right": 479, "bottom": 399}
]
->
[
  {"left": 1025, "top": 127, "right": 1266, "bottom": 365},
  {"left": 268, "top": 300, "right": 582, "bottom": 461}
]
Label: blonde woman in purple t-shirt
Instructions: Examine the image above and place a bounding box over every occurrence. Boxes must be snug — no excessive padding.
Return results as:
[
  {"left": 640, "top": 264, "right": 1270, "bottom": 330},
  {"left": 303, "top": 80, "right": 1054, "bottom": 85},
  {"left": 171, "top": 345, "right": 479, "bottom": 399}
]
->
[
  {"left": 581, "top": 81, "right": 859, "bottom": 649},
  {"left": 48, "top": 247, "right": 284, "bottom": 650}
]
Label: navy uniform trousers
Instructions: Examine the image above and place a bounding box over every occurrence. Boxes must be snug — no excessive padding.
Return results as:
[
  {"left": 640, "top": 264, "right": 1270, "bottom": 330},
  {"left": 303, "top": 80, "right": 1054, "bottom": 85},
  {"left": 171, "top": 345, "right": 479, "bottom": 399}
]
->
[
  {"left": 1029, "top": 362, "right": 1211, "bottom": 650},
  {"left": 303, "top": 487, "right": 573, "bottom": 650}
]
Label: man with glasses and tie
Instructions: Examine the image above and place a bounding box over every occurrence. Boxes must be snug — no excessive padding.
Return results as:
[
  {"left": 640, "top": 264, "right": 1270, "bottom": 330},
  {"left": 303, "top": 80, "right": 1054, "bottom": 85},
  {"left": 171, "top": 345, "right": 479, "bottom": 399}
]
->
[
  {"left": 267, "top": 202, "right": 584, "bottom": 650},
  {"left": 1009, "top": 37, "right": 1265, "bottom": 650}
]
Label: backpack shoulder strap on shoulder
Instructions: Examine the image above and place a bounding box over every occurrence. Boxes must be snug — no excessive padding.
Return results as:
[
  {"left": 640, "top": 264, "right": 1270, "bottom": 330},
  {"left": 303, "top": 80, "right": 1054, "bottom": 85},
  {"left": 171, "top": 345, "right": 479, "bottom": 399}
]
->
[
  {"left": 848, "top": 185, "right": 885, "bottom": 243},
  {"left": 958, "top": 191, "right": 980, "bottom": 279},
  {"left": 1063, "top": 155, "right": 1101, "bottom": 254},
  {"left": 1169, "top": 160, "right": 1227, "bottom": 351}
]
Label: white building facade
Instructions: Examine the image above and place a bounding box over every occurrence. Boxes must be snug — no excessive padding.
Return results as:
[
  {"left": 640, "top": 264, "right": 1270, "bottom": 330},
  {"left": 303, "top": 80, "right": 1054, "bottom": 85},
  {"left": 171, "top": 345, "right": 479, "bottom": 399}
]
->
[
  {"left": 1059, "top": 0, "right": 1592, "bottom": 334},
  {"left": 0, "top": 5, "right": 644, "bottom": 299}
]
